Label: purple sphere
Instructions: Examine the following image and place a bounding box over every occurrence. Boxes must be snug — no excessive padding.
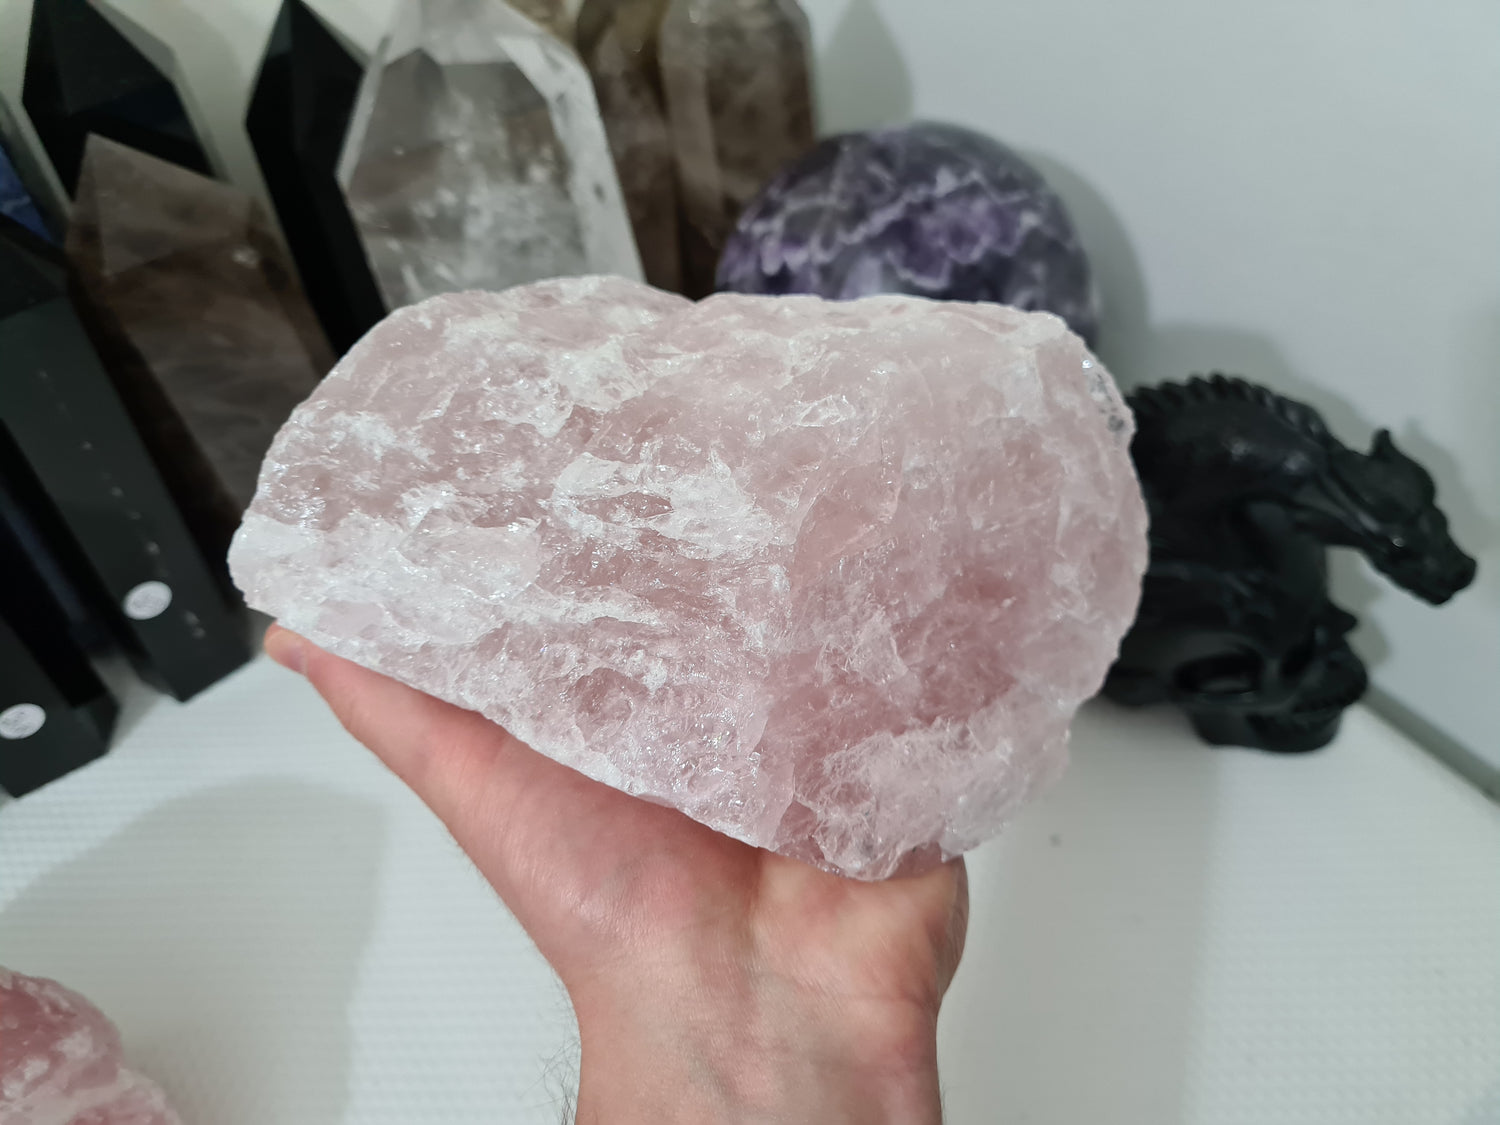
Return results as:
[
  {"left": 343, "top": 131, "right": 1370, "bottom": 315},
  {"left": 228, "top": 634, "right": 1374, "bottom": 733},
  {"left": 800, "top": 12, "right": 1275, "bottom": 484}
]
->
[{"left": 716, "top": 122, "right": 1099, "bottom": 344}]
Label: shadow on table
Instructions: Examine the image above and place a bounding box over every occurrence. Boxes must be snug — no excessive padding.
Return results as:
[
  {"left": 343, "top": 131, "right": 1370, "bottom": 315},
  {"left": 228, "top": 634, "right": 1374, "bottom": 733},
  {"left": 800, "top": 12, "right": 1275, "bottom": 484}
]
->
[
  {"left": 0, "top": 779, "right": 385, "bottom": 1125},
  {"left": 938, "top": 700, "right": 1222, "bottom": 1124}
]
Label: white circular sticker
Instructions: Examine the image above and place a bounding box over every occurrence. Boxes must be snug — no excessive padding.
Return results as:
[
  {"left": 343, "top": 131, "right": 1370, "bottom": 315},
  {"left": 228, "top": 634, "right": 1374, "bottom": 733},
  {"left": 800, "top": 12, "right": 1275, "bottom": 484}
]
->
[
  {"left": 123, "top": 580, "right": 173, "bottom": 620},
  {"left": 0, "top": 703, "right": 46, "bottom": 740}
]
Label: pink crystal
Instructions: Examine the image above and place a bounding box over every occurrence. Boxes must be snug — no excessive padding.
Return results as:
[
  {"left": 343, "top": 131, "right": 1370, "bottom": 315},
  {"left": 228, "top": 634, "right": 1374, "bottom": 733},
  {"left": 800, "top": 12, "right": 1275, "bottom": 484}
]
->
[
  {"left": 0, "top": 967, "right": 182, "bottom": 1124},
  {"left": 230, "top": 277, "right": 1147, "bottom": 879}
]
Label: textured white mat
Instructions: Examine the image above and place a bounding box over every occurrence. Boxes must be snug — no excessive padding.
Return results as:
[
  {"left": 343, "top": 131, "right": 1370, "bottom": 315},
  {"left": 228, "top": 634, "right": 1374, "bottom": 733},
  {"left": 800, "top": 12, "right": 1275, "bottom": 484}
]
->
[{"left": 2, "top": 656, "right": 1496, "bottom": 1124}]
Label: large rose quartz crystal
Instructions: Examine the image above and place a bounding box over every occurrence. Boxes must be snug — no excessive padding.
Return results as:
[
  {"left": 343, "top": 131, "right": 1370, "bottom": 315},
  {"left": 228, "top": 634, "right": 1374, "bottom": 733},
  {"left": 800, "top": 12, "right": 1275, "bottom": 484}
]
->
[
  {"left": 231, "top": 277, "right": 1147, "bottom": 878},
  {"left": 0, "top": 967, "right": 182, "bottom": 1124}
]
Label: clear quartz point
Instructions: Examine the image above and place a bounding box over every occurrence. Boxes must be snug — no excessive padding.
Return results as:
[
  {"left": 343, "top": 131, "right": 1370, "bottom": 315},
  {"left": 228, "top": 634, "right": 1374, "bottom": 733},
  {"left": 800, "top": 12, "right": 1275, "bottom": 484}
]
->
[{"left": 337, "top": 0, "right": 642, "bottom": 310}]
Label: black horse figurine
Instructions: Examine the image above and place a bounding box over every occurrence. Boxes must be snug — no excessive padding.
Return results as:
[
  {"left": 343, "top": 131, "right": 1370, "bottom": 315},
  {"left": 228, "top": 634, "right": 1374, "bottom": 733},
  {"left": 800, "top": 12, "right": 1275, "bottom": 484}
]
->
[{"left": 1105, "top": 374, "right": 1477, "bottom": 752}]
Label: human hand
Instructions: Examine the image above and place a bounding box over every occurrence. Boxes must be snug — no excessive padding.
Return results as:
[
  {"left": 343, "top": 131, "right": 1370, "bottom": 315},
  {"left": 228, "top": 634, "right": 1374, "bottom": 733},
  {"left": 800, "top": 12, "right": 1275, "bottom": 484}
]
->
[{"left": 265, "top": 624, "right": 968, "bottom": 1124}]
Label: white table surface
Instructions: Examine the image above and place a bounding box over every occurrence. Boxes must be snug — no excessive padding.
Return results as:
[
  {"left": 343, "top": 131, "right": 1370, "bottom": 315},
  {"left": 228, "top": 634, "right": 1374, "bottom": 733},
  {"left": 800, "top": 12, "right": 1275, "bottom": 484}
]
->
[{"left": 1, "top": 656, "right": 1496, "bottom": 1124}]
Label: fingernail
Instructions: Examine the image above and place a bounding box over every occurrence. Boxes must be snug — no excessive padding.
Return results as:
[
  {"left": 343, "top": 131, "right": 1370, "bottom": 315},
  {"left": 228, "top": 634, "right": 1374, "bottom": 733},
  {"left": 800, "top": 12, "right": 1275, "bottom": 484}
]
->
[{"left": 264, "top": 626, "right": 307, "bottom": 675}]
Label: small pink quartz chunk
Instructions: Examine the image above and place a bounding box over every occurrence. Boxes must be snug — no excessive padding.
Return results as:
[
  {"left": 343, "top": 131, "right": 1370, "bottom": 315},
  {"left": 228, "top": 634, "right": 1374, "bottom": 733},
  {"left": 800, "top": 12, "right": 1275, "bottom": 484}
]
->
[
  {"left": 231, "top": 277, "right": 1147, "bottom": 879},
  {"left": 0, "top": 967, "right": 181, "bottom": 1125}
]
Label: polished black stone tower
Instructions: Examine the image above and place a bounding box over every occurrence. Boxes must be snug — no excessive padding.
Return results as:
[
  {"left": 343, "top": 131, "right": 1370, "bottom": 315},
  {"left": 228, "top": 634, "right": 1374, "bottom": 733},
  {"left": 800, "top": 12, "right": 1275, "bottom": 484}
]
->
[
  {"left": 0, "top": 434, "right": 118, "bottom": 797},
  {"left": 246, "top": 0, "right": 382, "bottom": 354},
  {"left": 0, "top": 215, "right": 248, "bottom": 702},
  {"left": 21, "top": 0, "right": 211, "bottom": 194}
]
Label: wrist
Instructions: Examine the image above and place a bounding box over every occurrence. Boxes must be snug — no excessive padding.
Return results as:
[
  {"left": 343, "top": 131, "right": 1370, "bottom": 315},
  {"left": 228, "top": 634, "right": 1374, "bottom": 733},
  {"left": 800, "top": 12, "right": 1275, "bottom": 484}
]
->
[{"left": 568, "top": 954, "right": 944, "bottom": 1124}]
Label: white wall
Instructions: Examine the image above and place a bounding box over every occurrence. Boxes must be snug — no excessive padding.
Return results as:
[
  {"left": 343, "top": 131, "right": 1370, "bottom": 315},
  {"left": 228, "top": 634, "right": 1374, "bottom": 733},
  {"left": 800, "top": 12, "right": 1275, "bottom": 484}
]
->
[
  {"left": 806, "top": 0, "right": 1500, "bottom": 768},
  {"left": 2, "top": 0, "right": 1495, "bottom": 764}
]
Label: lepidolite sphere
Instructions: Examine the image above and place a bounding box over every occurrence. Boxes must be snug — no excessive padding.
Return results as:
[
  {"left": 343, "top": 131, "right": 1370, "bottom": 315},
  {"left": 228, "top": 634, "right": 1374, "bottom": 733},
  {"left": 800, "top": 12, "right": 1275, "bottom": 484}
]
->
[{"left": 716, "top": 121, "right": 1100, "bottom": 344}]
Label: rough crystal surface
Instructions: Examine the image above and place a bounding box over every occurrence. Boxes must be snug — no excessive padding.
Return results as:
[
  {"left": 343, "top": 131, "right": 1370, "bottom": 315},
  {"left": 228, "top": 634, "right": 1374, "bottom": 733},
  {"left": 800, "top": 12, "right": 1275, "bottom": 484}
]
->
[
  {"left": 337, "top": 0, "right": 642, "bottom": 311},
  {"left": 68, "top": 135, "right": 332, "bottom": 561},
  {"left": 0, "top": 966, "right": 183, "bottom": 1124},
  {"left": 659, "top": 0, "right": 814, "bottom": 296},
  {"left": 576, "top": 0, "right": 681, "bottom": 291},
  {"left": 717, "top": 122, "right": 1101, "bottom": 345},
  {"left": 230, "top": 277, "right": 1147, "bottom": 879}
]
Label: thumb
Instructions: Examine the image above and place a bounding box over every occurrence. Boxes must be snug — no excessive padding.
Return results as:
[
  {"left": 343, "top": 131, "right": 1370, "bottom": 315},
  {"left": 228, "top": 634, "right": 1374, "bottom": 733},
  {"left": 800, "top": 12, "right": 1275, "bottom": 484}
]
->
[{"left": 264, "top": 624, "right": 550, "bottom": 882}]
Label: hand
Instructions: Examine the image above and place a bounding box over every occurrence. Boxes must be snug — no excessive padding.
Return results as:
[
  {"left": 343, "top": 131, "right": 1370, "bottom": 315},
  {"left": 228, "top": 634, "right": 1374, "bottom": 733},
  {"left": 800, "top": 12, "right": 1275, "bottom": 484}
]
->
[{"left": 265, "top": 624, "right": 968, "bottom": 1124}]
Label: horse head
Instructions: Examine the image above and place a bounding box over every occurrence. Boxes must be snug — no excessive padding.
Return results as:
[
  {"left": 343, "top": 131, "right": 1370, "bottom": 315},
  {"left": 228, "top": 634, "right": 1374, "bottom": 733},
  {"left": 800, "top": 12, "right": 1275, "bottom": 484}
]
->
[{"left": 1303, "top": 430, "right": 1476, "bottom": 604}]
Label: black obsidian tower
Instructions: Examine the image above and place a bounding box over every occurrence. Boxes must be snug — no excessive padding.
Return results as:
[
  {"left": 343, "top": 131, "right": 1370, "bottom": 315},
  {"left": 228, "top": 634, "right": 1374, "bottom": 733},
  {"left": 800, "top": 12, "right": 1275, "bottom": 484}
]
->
[
  {"left": 0, "top": 617, "right": 117, "bottom": 797},
  {"left": 0, "top": 216, "right": 248, "bottom": 702},
  {"left": 0, "top": 437, "right": 118, "bottom": 796},
  {"left": 247, "top": 0, "right": 383, "bottom": 354},
  {"left": 21, "top": 0, "right": 211, "bottom": 194}
]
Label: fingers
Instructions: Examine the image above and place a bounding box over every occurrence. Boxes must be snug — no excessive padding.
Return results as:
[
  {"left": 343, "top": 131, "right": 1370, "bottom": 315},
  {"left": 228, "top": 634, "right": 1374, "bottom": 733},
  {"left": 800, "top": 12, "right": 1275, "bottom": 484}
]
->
[
  {"left": 263, "top": 624, "right": 551, "bottom": 867},
  {"left": 264, "top": 624, "right": 766, "bottom": 972},
  {"left": 936, "top": 859, "right": 969, "bottom": 997}
]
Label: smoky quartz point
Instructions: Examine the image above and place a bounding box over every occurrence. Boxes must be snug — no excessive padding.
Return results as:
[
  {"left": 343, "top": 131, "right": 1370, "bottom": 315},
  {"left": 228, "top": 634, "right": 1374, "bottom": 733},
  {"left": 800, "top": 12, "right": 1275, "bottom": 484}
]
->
[
  {"left": 576, "top": 0, "right": 681, "bottom": 291},
  {"left": 658, "top": 0, "right": 814, "bottom": 296},
  {"left": 68, "top": 136, "right": 332, "bottom": 562}
]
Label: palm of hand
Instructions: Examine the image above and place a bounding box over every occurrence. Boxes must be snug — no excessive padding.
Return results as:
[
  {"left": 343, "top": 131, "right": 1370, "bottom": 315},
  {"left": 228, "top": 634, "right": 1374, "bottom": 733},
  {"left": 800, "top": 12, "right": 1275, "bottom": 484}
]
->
[
  {"left": 269, "top": 625, "right": 966, "bottom": 1120},
  {"left": 272, "top": 624, "right": 966, "bottom": 1005}
]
